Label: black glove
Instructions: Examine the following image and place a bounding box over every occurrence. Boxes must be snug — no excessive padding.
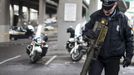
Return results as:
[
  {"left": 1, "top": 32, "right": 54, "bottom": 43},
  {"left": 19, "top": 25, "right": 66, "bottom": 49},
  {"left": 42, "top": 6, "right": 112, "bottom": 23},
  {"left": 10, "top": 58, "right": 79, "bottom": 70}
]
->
[
  {"left": 123, "top": 57, "right": 131, "bottom": 67},
  {"left": 82, "top": 30, "right": 97, "bottom": 41},
  {"left": 82, "top": 35, "right": 90, "bottom": 42}
]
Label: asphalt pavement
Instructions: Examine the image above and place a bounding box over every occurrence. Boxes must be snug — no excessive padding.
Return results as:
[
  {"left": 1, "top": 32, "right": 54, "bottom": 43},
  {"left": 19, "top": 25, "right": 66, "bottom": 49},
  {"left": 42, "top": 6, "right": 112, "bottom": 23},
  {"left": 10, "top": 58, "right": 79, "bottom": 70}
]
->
[{"left": 0, "top": 30, "right": 134, "bottom": 75}]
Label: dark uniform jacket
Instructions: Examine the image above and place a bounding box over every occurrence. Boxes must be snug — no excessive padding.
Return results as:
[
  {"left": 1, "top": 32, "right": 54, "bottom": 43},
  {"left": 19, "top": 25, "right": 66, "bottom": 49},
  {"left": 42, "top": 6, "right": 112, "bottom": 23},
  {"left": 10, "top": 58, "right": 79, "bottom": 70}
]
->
[{"left": 83, "top": 9, "right": 134, "bottom": 59}]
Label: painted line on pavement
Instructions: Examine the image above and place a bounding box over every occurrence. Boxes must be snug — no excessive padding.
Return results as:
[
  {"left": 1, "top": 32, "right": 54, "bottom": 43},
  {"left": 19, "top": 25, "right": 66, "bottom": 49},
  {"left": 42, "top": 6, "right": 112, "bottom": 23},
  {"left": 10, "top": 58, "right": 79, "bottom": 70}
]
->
[
  {"left": 0, "top": 55, "right": 21, "bottom": 65},
  {"left": 45, "top": 55, "right": 57, "bottom": 65}
]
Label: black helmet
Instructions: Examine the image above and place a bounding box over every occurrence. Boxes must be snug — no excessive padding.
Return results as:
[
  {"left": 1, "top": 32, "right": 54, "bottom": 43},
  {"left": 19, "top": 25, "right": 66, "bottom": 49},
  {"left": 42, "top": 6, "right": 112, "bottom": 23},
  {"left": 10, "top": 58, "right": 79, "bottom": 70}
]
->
[{"left": 101, "top": 0, "right": 118, "bottom": 10}]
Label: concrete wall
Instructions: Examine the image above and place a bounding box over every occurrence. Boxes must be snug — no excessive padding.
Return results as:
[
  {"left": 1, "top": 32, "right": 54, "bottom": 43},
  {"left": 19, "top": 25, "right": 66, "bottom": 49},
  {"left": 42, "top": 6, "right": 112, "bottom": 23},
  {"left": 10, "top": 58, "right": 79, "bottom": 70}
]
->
[
  {"left": 38, "top": 0, "right": 46, "bottom": 24},
  {"left": 86, "top": 0, "right": 98, "bottom": 21},
  {"left": 88, "top": 0, "right": 98, "bottom": 15},
  {"left": 57, "top": 0, "right": 82, "bottom": 49},
  {"left": 0, "top": 0, "right": 10, "bottom": 42}
]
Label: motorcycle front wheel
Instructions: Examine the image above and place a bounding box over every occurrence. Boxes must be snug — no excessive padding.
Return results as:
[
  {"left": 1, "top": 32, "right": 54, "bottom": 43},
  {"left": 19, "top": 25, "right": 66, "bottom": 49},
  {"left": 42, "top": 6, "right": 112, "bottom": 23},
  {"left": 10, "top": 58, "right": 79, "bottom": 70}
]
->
[
  {"left": 66, "top": 42, "right": 75, "bottom": 52},
  {"left": 30, "top": 51, "right": 41, "bottom": 63},
  {"left": 70, "top": 50, "right": 83, "bottom": 62}
]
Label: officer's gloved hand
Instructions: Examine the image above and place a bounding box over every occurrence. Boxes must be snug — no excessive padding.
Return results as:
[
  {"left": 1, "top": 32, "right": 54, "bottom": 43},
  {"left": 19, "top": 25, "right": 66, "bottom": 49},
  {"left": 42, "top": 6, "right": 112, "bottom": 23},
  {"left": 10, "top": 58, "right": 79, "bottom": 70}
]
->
[
  {"left": 123, "top": 57, "right": 131, "bottom": 67},
  {"left": 82, "top": 35, "right": 90, "bottom": 42},
  {"left": 82, "top": 30, "right": 97, "bottom": 42}
]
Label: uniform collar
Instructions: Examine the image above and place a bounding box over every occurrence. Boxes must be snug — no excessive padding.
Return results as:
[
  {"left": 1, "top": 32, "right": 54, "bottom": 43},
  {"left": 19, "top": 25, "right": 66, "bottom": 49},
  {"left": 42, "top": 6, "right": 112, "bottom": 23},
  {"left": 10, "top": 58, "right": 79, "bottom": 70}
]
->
[{"left": 99, "top": 9, "right": 118, "bottom": 21}]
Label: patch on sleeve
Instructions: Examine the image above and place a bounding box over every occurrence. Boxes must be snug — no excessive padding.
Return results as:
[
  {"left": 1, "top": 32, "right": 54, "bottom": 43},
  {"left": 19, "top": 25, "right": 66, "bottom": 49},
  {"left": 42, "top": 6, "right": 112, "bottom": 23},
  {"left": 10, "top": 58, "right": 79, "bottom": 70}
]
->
[{"left": 116, "top": 25, "right": 120, "bottom": 32}]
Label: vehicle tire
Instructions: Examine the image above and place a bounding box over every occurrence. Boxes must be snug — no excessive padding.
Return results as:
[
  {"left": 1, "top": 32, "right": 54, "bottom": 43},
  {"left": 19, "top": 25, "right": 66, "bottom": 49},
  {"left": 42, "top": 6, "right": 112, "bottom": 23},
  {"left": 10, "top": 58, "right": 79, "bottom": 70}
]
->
[
  {"left": 10, "top": 37, "right": 16, "bottom": 40},
  {"left": 70, "top": 50, "right": 83, "bottom": 62},
  {"left": 30, "top": 51, "right": 41, "bottom": 63},
  {"left": 66, "top": 42, "right": 74, "bottom": 52}
]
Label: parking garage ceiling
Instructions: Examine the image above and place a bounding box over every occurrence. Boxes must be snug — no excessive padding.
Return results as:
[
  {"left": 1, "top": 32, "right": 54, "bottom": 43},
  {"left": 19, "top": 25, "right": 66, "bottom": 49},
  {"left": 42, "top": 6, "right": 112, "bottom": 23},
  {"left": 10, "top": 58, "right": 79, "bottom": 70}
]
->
[{"left": 10, "top": 0, "right": 59, "bottom": 14}]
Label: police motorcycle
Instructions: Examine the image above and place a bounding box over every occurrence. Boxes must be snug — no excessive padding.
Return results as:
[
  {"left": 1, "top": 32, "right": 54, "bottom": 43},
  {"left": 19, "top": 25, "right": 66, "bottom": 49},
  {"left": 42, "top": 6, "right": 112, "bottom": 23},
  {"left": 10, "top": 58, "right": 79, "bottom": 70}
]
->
[
  {"left": 70, "top": 36, "right": 88, "bottom": 61},
  {"left": 66, "top": 21, "right": 87, "bottom": 61},
  {"left": 26, "top": 25, "right": 48, "bottom": 63}
]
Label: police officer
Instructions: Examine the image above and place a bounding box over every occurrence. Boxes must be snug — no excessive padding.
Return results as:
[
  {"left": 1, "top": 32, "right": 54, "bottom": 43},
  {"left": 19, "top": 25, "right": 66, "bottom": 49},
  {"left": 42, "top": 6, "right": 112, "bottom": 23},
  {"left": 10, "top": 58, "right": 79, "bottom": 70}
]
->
[{"left": 82, "top": 0, "right": 134, "bottom": 75}]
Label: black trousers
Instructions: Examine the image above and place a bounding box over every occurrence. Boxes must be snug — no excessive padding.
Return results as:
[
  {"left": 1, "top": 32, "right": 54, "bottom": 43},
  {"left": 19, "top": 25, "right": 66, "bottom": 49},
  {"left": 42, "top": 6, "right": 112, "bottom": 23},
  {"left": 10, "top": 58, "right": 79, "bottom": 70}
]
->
[{"left": 88, "top": 57, "right": 120, "bottom": 75}]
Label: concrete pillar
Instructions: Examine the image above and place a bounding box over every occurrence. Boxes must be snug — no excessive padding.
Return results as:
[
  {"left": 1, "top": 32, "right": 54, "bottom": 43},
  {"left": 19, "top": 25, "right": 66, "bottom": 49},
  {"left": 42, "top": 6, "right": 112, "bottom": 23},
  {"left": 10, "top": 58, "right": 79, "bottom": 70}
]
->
[
  {"left": 38, "top": 0, "right": 46, "bottom": 24},
  {"left": 88, "top": 0, "right": 98, "bottom": 15},
  {"left": 86, "top": 0, "right": 98, "bottom": 20},
  {"left": 0, "top": 0, "right": 10, "bottom": 42},
  {"left": 18, "top": 3, "right": 23, "bottom": 26},
  {"left": 57, "top": 0, "right": 82, "bottom": 49},
  {"left": 10, "top": 4, "right": 14, "bottom": 26},
  {"left": 27, "top": 7, "right": 31, "bottom": 22}
]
